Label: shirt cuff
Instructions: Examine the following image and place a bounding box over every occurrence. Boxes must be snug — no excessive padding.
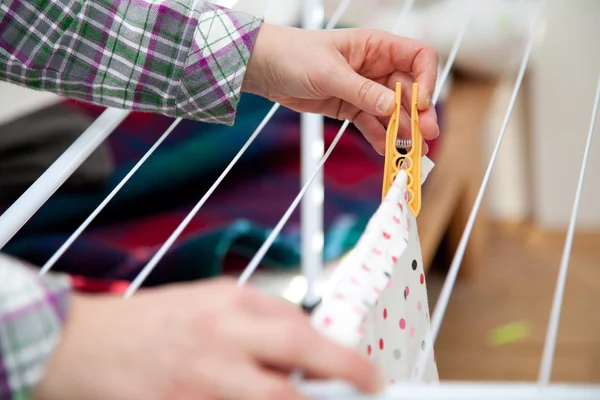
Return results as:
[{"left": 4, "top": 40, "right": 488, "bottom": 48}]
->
[
  {"left": 177, "top": 3, "right": 263, "bottom": 125},
  {"left": 0, "top": 254, "right": 72, "bottom": 399}
]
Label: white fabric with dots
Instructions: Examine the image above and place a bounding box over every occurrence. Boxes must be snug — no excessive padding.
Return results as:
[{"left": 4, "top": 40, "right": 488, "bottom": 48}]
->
[{"left": 311, "top": 157, "right": 438, "bottom": 383}]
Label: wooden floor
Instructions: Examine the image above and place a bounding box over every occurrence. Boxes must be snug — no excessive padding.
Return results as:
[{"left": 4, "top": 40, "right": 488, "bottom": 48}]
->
[{"left": 426, "top": 224, "right": 600, "bottom": 383}]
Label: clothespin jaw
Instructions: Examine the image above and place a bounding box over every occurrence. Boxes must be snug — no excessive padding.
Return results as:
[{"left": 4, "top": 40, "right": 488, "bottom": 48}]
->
[
  {"left": 381, "top": 82, "right": 402, "bottom": 201},
  {"left": 408, "top": 82, "right": 423, "bottom": 216},
  {"left": 381, "top": 82, "right": 423, "bottom": 217}
]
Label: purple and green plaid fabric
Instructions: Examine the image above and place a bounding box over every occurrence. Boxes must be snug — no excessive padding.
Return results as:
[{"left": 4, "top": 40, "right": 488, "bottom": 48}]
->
[
  {"left": 0, "top": 0, "right": 262, "bottom": 124},
  {"left": 0, "top": 255, "right": 71, "bottom": 399},
  {"left": 0, "top": 0, "right": 262, "bottom": 397}
]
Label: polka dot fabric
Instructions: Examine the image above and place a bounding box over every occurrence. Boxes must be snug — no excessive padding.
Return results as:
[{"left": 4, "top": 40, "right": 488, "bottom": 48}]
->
[
  {"left": 311, "top": 158, "right": 438, "bottom": 383},
  {"left": 358, "top": 201, "right": 438, "bottom": 382}
]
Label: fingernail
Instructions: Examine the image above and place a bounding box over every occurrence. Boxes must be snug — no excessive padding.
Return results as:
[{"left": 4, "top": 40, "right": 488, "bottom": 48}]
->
[
  {"left": 435, "top": 125, "right": 440, "bottom": 138},
  {"left": 377, "top": 92, "right": 394, "bottom": 114},
  {"left": 420, "top": 95, "right": 432, "bottom": 111}
]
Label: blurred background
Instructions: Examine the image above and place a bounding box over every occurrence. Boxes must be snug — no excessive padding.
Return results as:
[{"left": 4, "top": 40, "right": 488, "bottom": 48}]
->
[{"left": 1, "top": 0, "right": 600, "bottom": 384}]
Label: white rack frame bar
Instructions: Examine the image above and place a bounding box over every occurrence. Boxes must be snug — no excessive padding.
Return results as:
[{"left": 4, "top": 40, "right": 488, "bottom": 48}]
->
[
  {"left": 297, "top": 381, "right": 600, "bottom": 399},
  {"left": 300, "top": 0, "right": 326, "bottom": 308},
  {"left": 0, "top": 108, "right": 129, "bottom": 249}
]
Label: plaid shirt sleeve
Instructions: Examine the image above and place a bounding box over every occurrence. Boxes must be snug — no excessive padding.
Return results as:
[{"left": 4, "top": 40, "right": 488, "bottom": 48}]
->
[
  {"left": 0, "top": 0, "right": 263, "bottom": 125},
  {"left": 0, "top": 255, "right": 72, "bottom": 399}
]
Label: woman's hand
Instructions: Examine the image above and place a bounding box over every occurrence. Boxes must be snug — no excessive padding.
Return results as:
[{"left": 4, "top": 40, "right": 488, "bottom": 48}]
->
[
  {"left": 243, "top": 23, "right": 439, "bottom": 155},
  {"left": 32, "top": 278, "right": 384, "bottom": 400}
]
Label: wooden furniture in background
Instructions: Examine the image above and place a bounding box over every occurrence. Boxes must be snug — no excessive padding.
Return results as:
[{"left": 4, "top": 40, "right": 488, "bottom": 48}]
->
[{"left": 419, "top": 76, "right": 499, "bottom": 276}]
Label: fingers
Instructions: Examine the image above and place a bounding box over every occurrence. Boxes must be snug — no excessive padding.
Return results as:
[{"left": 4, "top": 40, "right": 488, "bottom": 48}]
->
[
  {"left": 383, "top": 70, "right": 439, "bottom": 141},
  {"left": 355, "top": 71, "right": 438, "bottom": 141},
  {"left": 335, "top": 29, "right": 438, "bottom": 110},
  {"left": 328, "top": 65, "right": 397, "bottom": 117},
  {"left": 190, "top": 354, "right": 306, "bottom": 400},
  {"left": 354, "top": 112, "right": 386, "bottom": 155},
  {"left": 223, "top": 362, "right": 306, "bottom": 400},
  {"left": 230, "top": 315, "right": 385, "bottom": 394},
  {"left": 418, "top": 105, "right": 440, "bottom": 141},
  {"left": 386, "top": 35, "right": 439, "bottom": 111},
  {"left": 237, "top": 286, "right": 307, "bottom": 319},
  {"left": 354, "top": 106, "right": 411, "bottom": 155},
  {"left": 382, "top": 71, "right": 414, "bottom": 114},
  {"left": 210, "top": 290, "right": 385, "bottom": 395}
]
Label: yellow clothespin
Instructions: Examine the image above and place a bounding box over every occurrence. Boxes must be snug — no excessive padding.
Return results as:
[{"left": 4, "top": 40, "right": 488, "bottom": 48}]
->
[{"left": 381, "top": 82, "right": 422, "bottom": 217}]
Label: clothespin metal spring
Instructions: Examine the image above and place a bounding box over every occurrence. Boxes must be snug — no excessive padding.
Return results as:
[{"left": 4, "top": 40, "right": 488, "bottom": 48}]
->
[{"left": 396, "top": 138, "right": 412, "bottom": 149}]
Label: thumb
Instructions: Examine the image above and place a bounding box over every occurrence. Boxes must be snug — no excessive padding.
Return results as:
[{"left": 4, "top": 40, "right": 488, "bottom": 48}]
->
[{"left": 328, "top": 67, "right": 396, "bottom": 116}]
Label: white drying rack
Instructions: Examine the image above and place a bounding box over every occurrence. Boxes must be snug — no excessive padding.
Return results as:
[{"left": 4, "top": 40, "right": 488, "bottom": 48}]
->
[{"left": 1, "top": 0, "right": 600, "bottom": 398}]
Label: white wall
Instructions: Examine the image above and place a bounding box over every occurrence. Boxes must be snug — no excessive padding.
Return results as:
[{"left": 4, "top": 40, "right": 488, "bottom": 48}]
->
[
  {"left": 529, "top": 0, "right": 600, "bottom": 229},
  {"left": 482, "top": 77, "right": 530, "bottom": 222}
]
